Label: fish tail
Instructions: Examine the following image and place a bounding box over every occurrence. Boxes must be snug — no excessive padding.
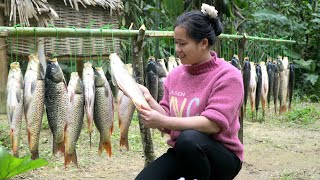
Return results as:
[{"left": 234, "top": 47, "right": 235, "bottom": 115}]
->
[
  {"left": 64, "top": 150, "right": 78, "bottom": 168},
  {"left": 53, "top": 140, "right": 65, "bottom": 155},
  {"left": 120, "top": 137, "right": 129, "bottom": 151},
  {"left": 10, "top": 129, "right": 19, "bottom": 157},
  {"left": 280, "top": 105, "right": 287, "bottom": 113},
  {"left": 98, "top": 139, "right": 112, "bottom": 157},
  {"left": 31, "top": 150, "right": 39, "bottom": 160},
  {"left": 87, "top": 114, "right": 93, "bottom": 148}
]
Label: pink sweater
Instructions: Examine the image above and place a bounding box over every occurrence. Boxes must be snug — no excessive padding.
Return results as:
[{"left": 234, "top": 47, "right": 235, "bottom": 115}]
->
[{"left": 160, "top": 51, "right": 244, "bottom": 161}]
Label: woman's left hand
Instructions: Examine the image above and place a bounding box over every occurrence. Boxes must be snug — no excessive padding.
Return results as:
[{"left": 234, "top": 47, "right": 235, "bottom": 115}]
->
[{"left": 138, "top": 104, "right": 166, "bottom": 129}]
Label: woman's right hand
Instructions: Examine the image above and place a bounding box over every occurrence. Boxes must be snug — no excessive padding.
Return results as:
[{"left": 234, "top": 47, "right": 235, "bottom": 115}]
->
[{"left": 138, "top": 84, "right": 153, "bottom": 102}]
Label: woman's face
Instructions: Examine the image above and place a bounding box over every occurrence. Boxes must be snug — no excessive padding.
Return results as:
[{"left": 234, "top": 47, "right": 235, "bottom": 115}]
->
[{"left": 174, "top": 26, "right": 209, "bottom": 65}]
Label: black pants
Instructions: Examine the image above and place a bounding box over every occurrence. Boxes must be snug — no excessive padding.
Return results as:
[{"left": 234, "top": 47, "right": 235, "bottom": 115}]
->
[{"left": 136, "top": 130, "right": 242, "bottom": 180}]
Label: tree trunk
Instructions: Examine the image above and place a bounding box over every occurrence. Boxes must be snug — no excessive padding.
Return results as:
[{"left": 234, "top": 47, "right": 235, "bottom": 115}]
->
[
  {"left": 238, "top": 36, "right": 246, "bottom": 144},
  {"left": 132, "top": 24, "right": 155, "bottom": 166},
  {"left": 0, "top": 0, "right": 8, "bottom": 114}
]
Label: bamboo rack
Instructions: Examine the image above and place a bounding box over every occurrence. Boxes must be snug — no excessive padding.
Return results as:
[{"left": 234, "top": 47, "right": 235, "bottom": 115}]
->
[{"left": 0, "top": 26, "right": 296, "bottom": 44}]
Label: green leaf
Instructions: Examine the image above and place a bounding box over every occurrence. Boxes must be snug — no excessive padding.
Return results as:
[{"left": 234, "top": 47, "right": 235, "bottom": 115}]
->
[
  {"left": 304, "top": 73, "right": 318, "bottom": 86},
  {"left": 311, "top": 18, "right": 320, "bottom": 24},
  {"left": 163, "top": 0, "right": 183, "bottom": 18},
  {"left": 0, "top": 146, "right": 48, "bottom": 179},
  {"left": 252, "top": 10, "right": 289, "bottom": 25},
  {"left": 293, "top": 59, "right": 314, "bottom": 71},
  {"left": 284, "top": 50, "right": 301, "bottom": 59}
]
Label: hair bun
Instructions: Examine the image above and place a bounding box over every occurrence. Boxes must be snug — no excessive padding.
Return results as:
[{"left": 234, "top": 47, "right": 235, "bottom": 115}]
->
[
  {"left": 201, "top": 3, "right": 218, "bottom": 19},
  {"left": 201, "top": 3, "right": 223, "bottom": 36},
  {"left": 211, "top": 18, "right": 223, "bottom": 36}
]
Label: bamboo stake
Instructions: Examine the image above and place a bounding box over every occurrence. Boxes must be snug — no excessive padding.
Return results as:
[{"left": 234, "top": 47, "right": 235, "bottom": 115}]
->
[{"left": 132, "top": 24, "right": 156, "bottom": 166}]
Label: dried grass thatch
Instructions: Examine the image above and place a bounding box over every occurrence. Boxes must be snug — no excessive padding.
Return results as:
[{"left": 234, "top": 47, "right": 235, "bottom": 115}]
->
[{"left": 4, "top": 0, "right": 123, "bottom": 27}]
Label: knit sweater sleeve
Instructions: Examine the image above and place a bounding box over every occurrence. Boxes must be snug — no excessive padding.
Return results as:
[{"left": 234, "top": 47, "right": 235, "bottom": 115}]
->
[{"left": 201, "top": 68, "right": 244, "bottom": 133}]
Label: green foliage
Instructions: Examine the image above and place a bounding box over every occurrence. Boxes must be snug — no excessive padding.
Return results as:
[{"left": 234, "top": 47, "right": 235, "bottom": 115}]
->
[
  {"left": 286, "top": 105, "right": 320, "bottom": 125},
  {"left": 241, "top": 0, "right": 320, "bottom": 99},
  {"left": 0, "top": 146, "right": 48, "bottom": 179}
]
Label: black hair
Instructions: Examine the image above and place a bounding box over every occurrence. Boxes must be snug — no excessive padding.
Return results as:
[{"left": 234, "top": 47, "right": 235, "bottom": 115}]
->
[{"left": 174, "top": 11, "right": 223, "bottom": 46}]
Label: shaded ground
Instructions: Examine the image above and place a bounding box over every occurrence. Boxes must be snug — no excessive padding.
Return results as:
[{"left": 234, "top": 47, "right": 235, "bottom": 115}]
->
[{"left": 0, "top": 104, "right": 320, "bottom": 180}]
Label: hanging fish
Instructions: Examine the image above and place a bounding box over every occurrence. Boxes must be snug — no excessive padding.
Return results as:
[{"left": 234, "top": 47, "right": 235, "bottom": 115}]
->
[
  {"left": 278, "top": 57, "right": 288, "bottom": 113},
  {"left": 117, "top": 90, "right": 135, "bottom": 150},
  {"left": 231, "top": 55, "right": 242, "bottom": 70},
  {"left": 242, "top": 59, "right": 251, "bottom": 118},
  {"left": 288, "top": 63, "right": 295, "bottom": 110},
  {"left": 176, "top": 58, "right": 182, "bottom": 66},
  {"left": 65, "top": 72, "right": 84, "bottom": 167},
  {"left": 156, "top": 59, "right": 168, "bottom": 77},
  {"left": 249, "top": 61, "right": 257, "bottom": 122},
  {"left": 273, "top": 61, "right": 280, "bottom": 114},
  {"left": 167, "top": 56, "right": 178, "bottom": 73},
  {"left": 260, "top": 61, "right": 269, "bottom": 119},
  {"left": 266, "top": 60, "right": 274, "bottom": 108},
  {"left": 109, "top": 53, "right": 150, "bottom": 110},
  {"left": 146, "top": 57, "right": 159, "bottom": 102},
  {"left": 24, "top": 54, "right": 45, "bottom": 160},
  {"left": 45, "top": 58, "right": 69, "bottom": 155},
  {"left": 255, "top": 64, "right": 262, "bottom": 122},
  {"left": 82, "top": 62, "right": 95, "bottom": 148},
  {"left": 94, "top": 67, "right": 114, "bottom": 157},
  {"left": 6, "top": 62, "right": 24, "bottom": 157}
]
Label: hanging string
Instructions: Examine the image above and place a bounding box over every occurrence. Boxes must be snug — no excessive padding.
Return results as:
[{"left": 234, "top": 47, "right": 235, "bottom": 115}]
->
[
  {"left": 73, "top": 27, "right": 78, "bottom": 72},
  {"left": 33, "top": 27, "right": 37, "bottom": 53},
  {"left": 14, "top": 24, "right": 21, "bottom": 62},
  {"left": 99, "top": 28, "right": 104, "bottom": 66},
  {"left": 86, "top": 20, "right": 96, "bottom": 62},
  {"left": 9, "top": 38, "right": 13, "bottom": 63}
]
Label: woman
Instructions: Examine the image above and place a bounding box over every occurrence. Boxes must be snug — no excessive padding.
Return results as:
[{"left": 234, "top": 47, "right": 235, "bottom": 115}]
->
[{"left": 136, "top": 3, "right": 243, "bottom": 180}]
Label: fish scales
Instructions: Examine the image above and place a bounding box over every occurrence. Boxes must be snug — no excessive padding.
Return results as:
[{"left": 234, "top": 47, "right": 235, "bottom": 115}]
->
[
  {"left": 117, "top": 91, "right": 135, "bottom": 150},
  {"left": 242, "top": 60, "right": 251, "bottom": 117},
  {"left": 110, "top": 53, "right": 150, "bottom": 110},
  {"left": 45, "top": 59, "right": 69, "bottom": 155},
  {"left": 24, "top": 54, "right": 45, "bottom": 160},
  {"left": 65, "top": 72, "right": 84, "bottom": 167},
  {"left": 146, "top": 59, "right": 159, "bottom": 102},
  {"left": 82, "top": 62, "right": 95, "bottom": 148},
  {"left": 266, "top": 60, "right": 274, "bottom": 108},
  {"left": 273, "top": 62, "right": 280, "bottom": 114},
  {"left": 288, "top": 63, "right": 295, "bottom": 110},
  {"left": 255, "top": 64, "right": 262, "bottom": 122},
  {"left": 6, "top": 62, "right": 24, "bottom": 157},
  {"left": 94, "top": 67, "right": 114, "bottom": 157}
]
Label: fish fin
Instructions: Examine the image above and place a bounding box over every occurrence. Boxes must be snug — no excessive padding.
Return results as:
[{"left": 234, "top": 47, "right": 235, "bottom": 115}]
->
[
  {"left": 64, "top": 151, "right": 78, "bottom": 168},
  {"left": 111, "top": 73, "right": 117, "bottom": 87},
  {"left": 16, "top": 88, "right": 22, "bottom": 104},
  {"left": 280, "top": 105, "right": 287, "bottom": 113},
  {"left": 98, "top": 140, "right": 112, "bottom": 157},
  {"left": 9, "top": 106, "right": 15, "bottom": 123},
  {"left": 110, "top": 122, "right": 114, "bottom": 136},
  {"left": 31, "top": 81, "right": 36, "bottom": 94},
  {"left": 10, "top": 128, "right": 19, "bottom": 157},
  {"left": 120, "top": 137, "right": 129, "bottom": 151}
]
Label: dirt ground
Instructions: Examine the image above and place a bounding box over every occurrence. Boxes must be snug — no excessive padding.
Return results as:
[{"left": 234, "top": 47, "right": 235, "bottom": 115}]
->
[{"left": 1, "top": 110, "right": 320, "bottom": 180}]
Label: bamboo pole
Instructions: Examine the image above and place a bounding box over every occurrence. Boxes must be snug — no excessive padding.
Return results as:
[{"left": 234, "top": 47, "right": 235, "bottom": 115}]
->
[
  {"left": 132, "top": 24, "right": 155, "bottom": 166},
  {"left": 0, "top": 26, "right": 297, "bottom": 44},
  {"left": 0, "top": 1, "right": 8, "bottom": 114}
]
